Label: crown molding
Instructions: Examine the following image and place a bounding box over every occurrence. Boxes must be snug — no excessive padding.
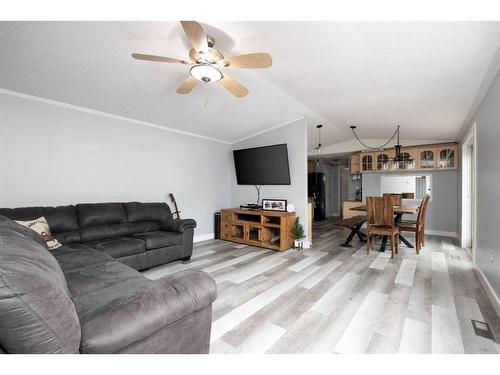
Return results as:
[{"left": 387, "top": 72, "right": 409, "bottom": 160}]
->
[
  {"left": 231, "top": 116, "right": 306, "bottom": 145},
  {"left": 0, "top": 88, "right": 232, "bottom": 145}
]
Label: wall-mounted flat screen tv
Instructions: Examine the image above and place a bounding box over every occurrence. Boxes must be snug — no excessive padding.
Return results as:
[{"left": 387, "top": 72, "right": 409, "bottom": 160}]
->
[{"left": 233, "top": 143, "right": 291, "bottom": 185}]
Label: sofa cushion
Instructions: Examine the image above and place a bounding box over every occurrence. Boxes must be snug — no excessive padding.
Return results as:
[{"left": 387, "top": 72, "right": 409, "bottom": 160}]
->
[
  {"left": 124, "top": 202, "right": 172, "bottom": 223},
  {"left": 57, "top": 246, "right": 217, "bottom": 353},
  {"left": 133, "top": 231, "right": 183, "bottom": 249},
  {"left": 0, "top": 206, "right": 81, "bottom": 244},
  {"left": 124, "top": 202, "right": 172, "bottom": 234},
  {"left": 77, "top": 203, "right": 127, "bottom": 227},
  {"left": 86, "top": 237, "right": 146, "bottom": 258},
  {"left": 0, "top": 207, "right": 44, "bottom": 221},
  {"left": 43, "top": 205, "right": 79, "bottom": 233},
  {"left": 52, "top": 243, "right": 112, "bottom": 273},
  {"left": 0, "top": 215, "right": 48, "bottom": 249},
  {"left": 0, "top": 223, "right": 81, "bottom": 353},
  {"left": 57, "top": 248, "right": 167, "bottom": 353}
]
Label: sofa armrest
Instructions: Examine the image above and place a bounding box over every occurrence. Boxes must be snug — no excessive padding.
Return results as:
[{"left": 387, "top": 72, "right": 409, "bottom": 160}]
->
[
  {"left": 161, "top": 219, "right": 197, "bottom": 233},
  {"left": 153, "top": 270, "right": 217, "bottom": 322}
]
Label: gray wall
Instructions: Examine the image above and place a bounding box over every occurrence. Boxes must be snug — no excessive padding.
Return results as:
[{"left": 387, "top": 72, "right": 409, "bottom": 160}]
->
[
  {"left": 362, "top": 170, "right": 458, "bottom": 235},
  {"left": 0, "top": 93, "right": 233, "bottom": 240},
  {"left": 462, "top": 68, "right": 500, "bottom": 303},
  {"left": 230, "top": 118, "right": 309, "bottom": 234}
]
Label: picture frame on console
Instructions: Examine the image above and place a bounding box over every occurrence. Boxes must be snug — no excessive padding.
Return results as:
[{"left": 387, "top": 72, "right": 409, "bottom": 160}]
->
[{"left": 262, "top": 199, "right": 287, "bottom": 212}]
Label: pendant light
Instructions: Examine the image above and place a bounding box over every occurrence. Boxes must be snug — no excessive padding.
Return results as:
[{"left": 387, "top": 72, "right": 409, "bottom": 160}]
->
[{"left": 349, "top": 124, "right": 411, "bottom": 163}]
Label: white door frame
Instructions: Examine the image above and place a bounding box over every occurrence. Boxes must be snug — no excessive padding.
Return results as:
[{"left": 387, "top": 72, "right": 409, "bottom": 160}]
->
[{"left": 461, "top": 122, "right": 477, "bottom": 261}]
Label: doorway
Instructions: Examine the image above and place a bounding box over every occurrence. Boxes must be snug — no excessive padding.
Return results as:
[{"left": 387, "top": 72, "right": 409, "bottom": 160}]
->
[{"left": 461, "top": 123, "right": 476, "bottom": 260}]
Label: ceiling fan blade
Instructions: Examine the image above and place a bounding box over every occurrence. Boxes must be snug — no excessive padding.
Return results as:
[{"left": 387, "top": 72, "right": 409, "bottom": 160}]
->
[
  {"left": 218, "top": 53, "right": 272, "bottom": 69},
  {"left": 220, "top": 74, "right": 249, "bottom": 98},
  {"left": 176, "top": 76, "right": 198, "bottom": 94},
  {"left": 180, "top": 21, "right": 208, "bottom": 53},
  {"left": 131, "top": 53, "right": 190, "bottom": 65}
]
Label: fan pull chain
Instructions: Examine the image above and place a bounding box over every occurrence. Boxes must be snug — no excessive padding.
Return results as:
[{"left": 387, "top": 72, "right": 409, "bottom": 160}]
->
[{"left": 203, "top": 83, "right": 209, "bottom": 110}]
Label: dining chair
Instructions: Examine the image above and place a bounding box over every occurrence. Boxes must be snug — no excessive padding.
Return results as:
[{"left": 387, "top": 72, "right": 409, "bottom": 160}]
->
[
  {"left": 383, "top": 193, "right": 403, "bottom": 206},
  {"left": 366, "top": 196, "right": 399, "bottom": 259},
  {"left": 398, "top": 194, "right": 430, "bottom": 253}
]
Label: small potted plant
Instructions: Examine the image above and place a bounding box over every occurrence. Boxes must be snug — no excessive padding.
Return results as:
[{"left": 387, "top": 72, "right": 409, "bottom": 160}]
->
[{"left": 291, "top": 217, "right": 305, "bottom": 250}]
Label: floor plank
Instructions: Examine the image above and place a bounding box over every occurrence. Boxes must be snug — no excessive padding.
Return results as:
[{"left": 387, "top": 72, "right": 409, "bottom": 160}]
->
[{"left": 142, "top": 220, "right": 500, "bottom": 354}]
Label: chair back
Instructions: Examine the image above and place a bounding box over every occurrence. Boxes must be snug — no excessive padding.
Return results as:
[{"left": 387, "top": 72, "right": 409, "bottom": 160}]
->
[
  {"left": 383, "top": 193, "right": 402, "bottom": 206},
  {"left": 367, "top": 196, "right": 395, "bottom": 227},
  {"left": 417, "top": 194, "right": 430, "bottom": 225}
]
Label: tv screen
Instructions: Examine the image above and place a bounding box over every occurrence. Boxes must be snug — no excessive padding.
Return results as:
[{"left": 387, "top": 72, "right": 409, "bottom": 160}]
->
[{"left": 233, "top": 144, "right": 291, "bottom": 185}]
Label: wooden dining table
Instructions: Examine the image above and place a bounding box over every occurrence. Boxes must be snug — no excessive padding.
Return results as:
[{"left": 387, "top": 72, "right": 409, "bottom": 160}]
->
[{"left": 350, "top": 204, "right": 419, "bottom": 251}]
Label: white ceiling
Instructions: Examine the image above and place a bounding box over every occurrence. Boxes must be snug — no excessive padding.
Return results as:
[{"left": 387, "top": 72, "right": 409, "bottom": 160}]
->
[{"left": 1, "top": 21, "right": 500, "bottom": 147}]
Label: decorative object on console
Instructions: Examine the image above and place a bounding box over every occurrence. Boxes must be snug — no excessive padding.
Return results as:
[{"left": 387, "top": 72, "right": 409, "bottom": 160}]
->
[
  {"left": 131, "top": 21, "right": 273, "bottom": 98},
  {"left": 262, "top": 199, "right": 287, "bottom": 212},
  {"left": 286, "top": 203, "right": 295, "bottom": 212},
  {"left": 15, "top": 217, "right": 62, "bottom": 250},
  {"left": 291, "top": 216, "right": 305, "bottom": 250}
]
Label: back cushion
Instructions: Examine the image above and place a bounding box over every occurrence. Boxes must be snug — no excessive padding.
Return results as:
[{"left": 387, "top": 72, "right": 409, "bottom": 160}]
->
[
  {"left": 77, "top": 203, "right": 129, "bottom": 242},
  {"left": 124, "top": 202, "right": 172, "bottom": 234},
  {"left": 0, "top": 207, "right": 44, "bottom": 221},
  {"left": 0, "top": 223, "right": 81, "bottom": 353},
  {"left": 43, "top": 206, "right": 81, "bottom": 244},
  {"left": 0, "top": 215, "right": 48, "bottom": 249},
  {"left": 0, "top": 206, "right": 81, "bottom": 244}
]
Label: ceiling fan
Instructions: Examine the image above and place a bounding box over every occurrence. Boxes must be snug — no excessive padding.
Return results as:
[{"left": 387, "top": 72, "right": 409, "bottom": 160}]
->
[{"left": 131, "top": 21, "right": 273, "bottom": 98}]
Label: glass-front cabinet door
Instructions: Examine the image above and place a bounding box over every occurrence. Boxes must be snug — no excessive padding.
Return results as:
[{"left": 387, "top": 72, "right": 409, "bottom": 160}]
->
[
  {"left": 375, "top": 149, "right": 394, "bottom": 171},
  {"left": 396, "top": 148, "right": 417, "bottom": 170},
  {"left": 417, "top": 147, "right": 436, "bottom": 169},
  {"left": 437, "top": 144, "right": 457, "bottom": 169},
  {"left": 361, "top": 153, "right": 373, "bottom": 172}
]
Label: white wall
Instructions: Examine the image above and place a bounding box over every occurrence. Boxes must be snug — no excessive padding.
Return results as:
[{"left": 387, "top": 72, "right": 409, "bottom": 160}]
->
[
  {"left": 461, "top": 68, "right": 500, "bottom": 314},
  {"left": 362, "top": 170, "right": 458, "bottom": 236},
  {"left": 0, "top": 93, "right": 233, "bottom": 240},
  {"left": 230, "top": 118, "right": 309, "bottom": 234}
]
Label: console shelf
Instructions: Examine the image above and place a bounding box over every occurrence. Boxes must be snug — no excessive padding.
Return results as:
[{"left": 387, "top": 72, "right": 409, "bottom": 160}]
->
[{"left": 220, "top": 208, "right": 296, "bottom": 251}]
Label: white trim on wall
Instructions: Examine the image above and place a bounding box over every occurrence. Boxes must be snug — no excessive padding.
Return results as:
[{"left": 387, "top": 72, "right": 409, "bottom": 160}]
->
[
  {"left": 425, "top": 229, "right": 458, "bottom": 238},
  {"left": 475, "top": 266, "right": 500, "bottom": 318},
  {"left": 194, "top": 233, "right": 215, "bottom": 243},
  {"left": 461, "top": 122, "right": 477, "bottom": 260},
  {"left": 0, "top": 88, "right": 231, "bottom": 145}
]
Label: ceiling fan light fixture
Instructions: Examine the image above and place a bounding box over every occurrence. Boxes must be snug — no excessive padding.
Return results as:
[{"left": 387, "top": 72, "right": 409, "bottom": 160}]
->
[{"left": 190, "top": 64, "right": 222, "bottom": 83}]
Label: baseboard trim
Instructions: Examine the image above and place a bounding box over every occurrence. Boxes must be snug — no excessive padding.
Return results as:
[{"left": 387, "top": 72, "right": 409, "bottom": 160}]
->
[
  {"left": 194, "top": 233, "right": 214, "bottom": 243},
  {"left": 425, "top": 229, "right": 457, "bottom": 238},
  {"left": 475, "top": 266, "right": 500, "bottom": 319}
]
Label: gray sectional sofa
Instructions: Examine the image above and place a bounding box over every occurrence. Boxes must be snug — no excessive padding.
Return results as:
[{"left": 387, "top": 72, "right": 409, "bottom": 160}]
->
[
  {"left": 0, "top": 202, "right": 217, "bottom": 354},
  {"left": 0, "top": 202, "right": 196, "bottom": 271}
]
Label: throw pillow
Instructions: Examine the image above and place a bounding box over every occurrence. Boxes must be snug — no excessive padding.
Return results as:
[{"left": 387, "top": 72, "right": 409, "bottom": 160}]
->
[{"left": 15, "top": 217, "right": 62, "bottom": 250}]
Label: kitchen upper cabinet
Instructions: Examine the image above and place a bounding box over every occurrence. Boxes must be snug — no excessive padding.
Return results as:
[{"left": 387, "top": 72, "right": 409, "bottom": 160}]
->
[
  {"left": 437, "top": 144, "right": 458, "bottom": 169},
  {"left": 350, "top": 154, "right": 360, "bottom": 174},
  {"left": 360, "top": 153, "right": 374, "bottom": 172},
  {"left": 351, "top": 143, "right": 458, "bottom": 174},
  {"left": 375, "top": 149, "right": 395, "bottom": 171},
  {"left": 417, "top": 146, "right": 437, "bottom": 169},
  {"left": 396, "top": 148, "right": 418, "bottom": 171}
]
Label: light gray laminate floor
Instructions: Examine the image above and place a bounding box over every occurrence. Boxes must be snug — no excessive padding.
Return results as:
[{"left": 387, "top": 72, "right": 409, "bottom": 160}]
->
[{"left": 142, "top": 220, "right": 500, "bottom": 354}]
